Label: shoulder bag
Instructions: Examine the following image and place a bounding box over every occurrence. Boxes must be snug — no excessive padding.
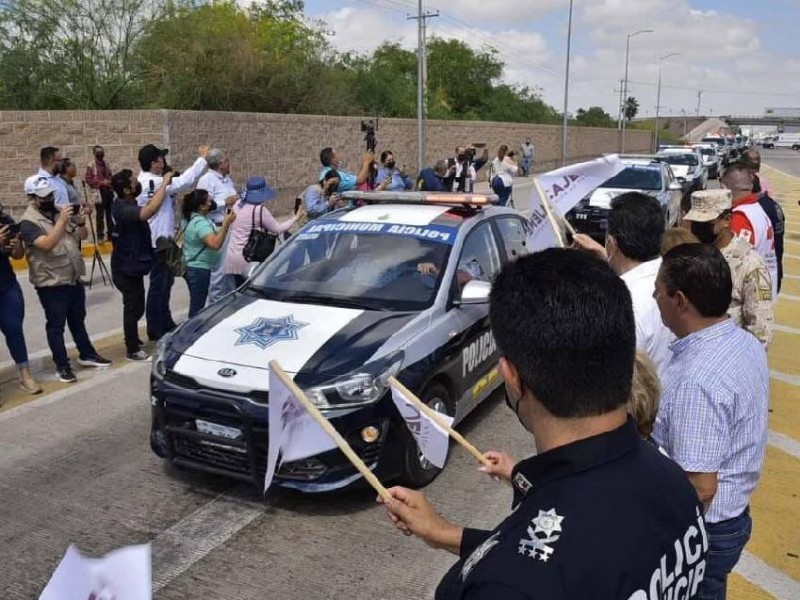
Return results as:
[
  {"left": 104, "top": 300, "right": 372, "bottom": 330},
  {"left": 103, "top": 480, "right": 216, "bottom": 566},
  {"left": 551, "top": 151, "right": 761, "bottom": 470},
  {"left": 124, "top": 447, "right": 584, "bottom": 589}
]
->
[{"left": 243, "top": 205, "right": 277, "bottom": 263}]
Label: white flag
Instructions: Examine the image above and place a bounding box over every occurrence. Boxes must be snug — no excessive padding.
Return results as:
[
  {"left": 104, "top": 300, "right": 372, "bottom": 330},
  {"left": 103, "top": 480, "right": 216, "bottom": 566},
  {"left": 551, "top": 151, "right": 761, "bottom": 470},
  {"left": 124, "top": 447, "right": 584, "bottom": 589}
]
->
[
  {"left": 390, "top": 381, "right": 453, "bottom": 469},
  {"left": 40, "top": 544, "right": 151, "bottom": 600},
  {"left": 264, "top": 366, "right": 338, "bottom": 492},
  {"left": 526, "top": 154, "right": 626, "bottom": 252}
]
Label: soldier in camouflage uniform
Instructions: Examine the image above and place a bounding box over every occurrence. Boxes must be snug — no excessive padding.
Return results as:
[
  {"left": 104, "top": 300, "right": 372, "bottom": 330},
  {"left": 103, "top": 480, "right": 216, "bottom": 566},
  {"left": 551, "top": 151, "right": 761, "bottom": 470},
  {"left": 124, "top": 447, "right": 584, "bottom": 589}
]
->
[{"left": 683, "top": 189, "right": 773, "bottom": 347}]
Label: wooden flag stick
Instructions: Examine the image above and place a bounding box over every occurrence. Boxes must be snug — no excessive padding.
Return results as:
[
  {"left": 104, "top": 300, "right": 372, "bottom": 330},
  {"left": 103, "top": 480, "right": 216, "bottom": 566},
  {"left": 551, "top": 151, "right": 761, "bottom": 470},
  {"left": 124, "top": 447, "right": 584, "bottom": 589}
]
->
[
  {"left": 389, "top": 377, "right": 491, "bottom": 467},
  {"left": 269, "top": 360, "right": 392, "bottom": 502},
  {"left": 532, "top": 177, "right": 565, "bottom": 248},
  {"left": 562, "top": 216, "right": 577, "bottom": 236}
]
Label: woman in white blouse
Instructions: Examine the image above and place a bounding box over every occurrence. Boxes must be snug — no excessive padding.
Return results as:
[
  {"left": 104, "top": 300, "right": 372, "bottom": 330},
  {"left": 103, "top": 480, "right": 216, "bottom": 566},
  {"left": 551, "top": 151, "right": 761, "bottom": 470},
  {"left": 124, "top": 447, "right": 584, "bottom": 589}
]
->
[
  {"left": 490, "top": 144, "right": 519, "bottom": 207},
  {"left": 223, "top": 176, "right": 304, "bottom": 288}
]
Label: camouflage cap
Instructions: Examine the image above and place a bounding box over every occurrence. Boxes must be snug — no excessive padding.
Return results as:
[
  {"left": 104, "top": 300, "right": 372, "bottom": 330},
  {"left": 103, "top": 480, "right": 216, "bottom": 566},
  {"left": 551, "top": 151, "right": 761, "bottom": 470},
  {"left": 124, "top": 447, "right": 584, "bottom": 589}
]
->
[{"left": 684, "top": 189, "right": 732, "bottom": 222}]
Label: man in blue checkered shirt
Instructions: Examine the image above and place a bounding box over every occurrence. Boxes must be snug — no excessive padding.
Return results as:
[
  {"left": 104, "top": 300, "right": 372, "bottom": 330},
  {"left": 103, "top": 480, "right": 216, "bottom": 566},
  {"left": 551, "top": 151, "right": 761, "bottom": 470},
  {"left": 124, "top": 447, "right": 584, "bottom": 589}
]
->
[{"left": 653, "top": 243, "right": 769, "bottom": 600}]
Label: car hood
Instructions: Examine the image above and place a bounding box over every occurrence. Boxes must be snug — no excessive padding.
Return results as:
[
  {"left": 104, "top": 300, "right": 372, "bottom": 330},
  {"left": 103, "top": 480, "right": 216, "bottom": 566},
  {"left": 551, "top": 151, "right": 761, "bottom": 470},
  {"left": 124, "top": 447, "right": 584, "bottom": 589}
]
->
[
  {"left": 170, "top": 295, "right": 416, "bottom": 393},
  {"left": 670, "top": 165, "right": 690, "bottom": 178},
  {"left": 588, "top": 187, "right": 656, "bottom": 209}
]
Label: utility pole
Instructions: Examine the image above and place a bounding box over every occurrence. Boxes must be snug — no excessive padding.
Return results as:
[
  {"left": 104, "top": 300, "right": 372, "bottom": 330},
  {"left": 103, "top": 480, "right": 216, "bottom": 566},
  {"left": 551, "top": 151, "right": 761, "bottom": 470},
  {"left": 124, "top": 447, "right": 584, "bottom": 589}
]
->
[
  {"left": 409, "top": 1, "right": 439, "bottom": 174},
  {"left": 620, "top": 29, "right": 653, "bottom": 154},
  {"left": 560, "top": 0, "right": 575, "bottom": 167}
]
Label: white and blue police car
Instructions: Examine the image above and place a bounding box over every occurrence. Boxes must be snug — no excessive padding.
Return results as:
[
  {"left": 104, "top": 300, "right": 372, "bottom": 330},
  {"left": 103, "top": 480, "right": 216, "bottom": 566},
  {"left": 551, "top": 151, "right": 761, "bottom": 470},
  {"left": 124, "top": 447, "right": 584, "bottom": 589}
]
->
[{"left": 149, "top": 191, "right": 531, "bottom": 491}]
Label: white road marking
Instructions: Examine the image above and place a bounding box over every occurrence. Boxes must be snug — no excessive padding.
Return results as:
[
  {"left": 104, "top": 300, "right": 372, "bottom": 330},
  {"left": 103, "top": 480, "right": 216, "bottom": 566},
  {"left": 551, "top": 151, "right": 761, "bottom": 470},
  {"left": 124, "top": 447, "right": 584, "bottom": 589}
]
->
[
  {"left": 785, "top": 274, "right": 800, "bottom": 281},
  {"left": 152, "top": 490, "right": 264, "bottom": 591},
  {"left": 778, "top": 293, "right": 800, "bottom": 302},
  {"left": 769, "top": 430, "right": 800, "bottom": 461},
  {"left": 771, "top": 370, "right": 800, "bottom": 387},
  {"left": 774, "top": 323, "right": 800, "bottom": 336},
  {"left": 734, "top": 551, "right": 800, "bottom": 599},
  {"left": 785, "top": 253, "right": 800, "bottom": 260},
  {"left": 0, "top": 362, "right": 147, "bottom": 422}
]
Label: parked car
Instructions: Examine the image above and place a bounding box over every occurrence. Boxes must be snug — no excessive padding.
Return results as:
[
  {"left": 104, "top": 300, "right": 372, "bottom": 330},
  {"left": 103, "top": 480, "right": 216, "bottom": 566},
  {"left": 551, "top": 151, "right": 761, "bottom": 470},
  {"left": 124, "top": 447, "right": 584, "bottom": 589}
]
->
[
  {"left": 565, "top": 156, "right": 683, "bottom": 242},
  {"left": 656, "top": 148, "right": 707, "bottom": 196},
  {"left": 692, "top": 144, "right": 721, "bottom": 179}
]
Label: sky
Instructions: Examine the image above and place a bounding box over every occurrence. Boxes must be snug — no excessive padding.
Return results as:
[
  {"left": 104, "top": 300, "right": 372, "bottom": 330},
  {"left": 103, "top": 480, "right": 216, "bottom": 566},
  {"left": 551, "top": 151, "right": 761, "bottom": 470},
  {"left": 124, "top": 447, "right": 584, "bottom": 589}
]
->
[{"left": 301, "top": 0, "right": 800, "bottom": 120}]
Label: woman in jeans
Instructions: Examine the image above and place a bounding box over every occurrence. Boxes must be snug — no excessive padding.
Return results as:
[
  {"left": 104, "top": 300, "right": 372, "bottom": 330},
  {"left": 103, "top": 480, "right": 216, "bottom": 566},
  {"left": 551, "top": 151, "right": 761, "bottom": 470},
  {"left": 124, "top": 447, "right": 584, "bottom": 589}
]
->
[
  {"left": 490, "top": 145, "right": 519, "bottom": 207},
  {"left": 223, "top": 176, "right": 302, "bottom": 288},
  {"left": 0, "top": 212, "right": 41, "bottom": 396},
  {"left": 181, "top": 190, "right": 235, "bottom": 317}
]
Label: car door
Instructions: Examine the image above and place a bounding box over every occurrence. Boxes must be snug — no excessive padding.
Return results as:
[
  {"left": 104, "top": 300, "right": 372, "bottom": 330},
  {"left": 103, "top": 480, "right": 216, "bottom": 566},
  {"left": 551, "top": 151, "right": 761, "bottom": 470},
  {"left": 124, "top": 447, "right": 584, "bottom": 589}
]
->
[
  {"left": 446, "top": 221, "right": 504, "bottom": 420},
  {"left": 492, "top": 215, "right": 532, "bottom": 263}
]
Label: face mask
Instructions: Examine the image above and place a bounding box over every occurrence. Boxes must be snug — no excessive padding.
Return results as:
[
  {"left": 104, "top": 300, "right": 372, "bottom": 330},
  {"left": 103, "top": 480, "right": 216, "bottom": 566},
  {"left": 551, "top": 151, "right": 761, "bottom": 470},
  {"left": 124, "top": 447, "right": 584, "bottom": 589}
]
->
[
  {"left": 134, "top": 182, "right": 142, "bottom": 198},
  {"left": 38, "top": 199, "right": 55, "bottom": 213},
  {"left": 457, "top": 154, "right": 466, "bottom": 162},
  {"left": 95, "top": 152, "right": 104, "bottom": 161},
  {"left": 690, "top": 221, "right": 718, "bottom": 245},
  {"left": 386, "top": 161, "right": 396, "bottom": 170},
  {"left": 503, "top": 383, "right": 526, "bottom": 430},
  {"left": 207, "top": 200, "right": 218, "bottom": 213}
]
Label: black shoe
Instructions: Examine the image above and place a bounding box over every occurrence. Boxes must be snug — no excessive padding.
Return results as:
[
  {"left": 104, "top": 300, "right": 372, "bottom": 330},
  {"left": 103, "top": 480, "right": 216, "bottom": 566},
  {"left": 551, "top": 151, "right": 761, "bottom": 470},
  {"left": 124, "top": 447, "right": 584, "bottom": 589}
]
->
[
  {"left": 126, "top": 350, "right": 151, "bottom": 362},
  {"left": 77, "top": 355, "right": 112, "bottom": 368},
  {"left": 57, "top": 367, "right": 77, "bottom": 383}
]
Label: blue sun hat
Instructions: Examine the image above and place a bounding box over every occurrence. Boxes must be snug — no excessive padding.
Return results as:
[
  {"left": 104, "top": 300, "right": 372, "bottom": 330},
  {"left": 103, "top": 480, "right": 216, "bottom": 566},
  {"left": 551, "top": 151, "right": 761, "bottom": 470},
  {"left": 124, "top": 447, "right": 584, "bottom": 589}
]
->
[{"left": 242, "top": 176, "right": 277, "bottom": 205}]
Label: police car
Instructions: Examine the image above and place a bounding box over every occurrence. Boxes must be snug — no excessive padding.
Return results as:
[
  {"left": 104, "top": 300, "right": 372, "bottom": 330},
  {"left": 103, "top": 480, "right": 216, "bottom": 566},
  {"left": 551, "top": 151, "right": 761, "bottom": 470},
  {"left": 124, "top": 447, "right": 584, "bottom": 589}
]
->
[{"left": 149, "top": 191, "right": 531, "bottom": 491}]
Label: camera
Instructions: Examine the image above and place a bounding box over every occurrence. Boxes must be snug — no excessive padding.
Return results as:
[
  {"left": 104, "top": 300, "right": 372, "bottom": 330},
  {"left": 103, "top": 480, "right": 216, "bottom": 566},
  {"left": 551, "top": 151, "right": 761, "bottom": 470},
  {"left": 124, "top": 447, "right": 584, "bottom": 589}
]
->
[{"left": 360, "top": 119, "right": 378, "bottom": 152}]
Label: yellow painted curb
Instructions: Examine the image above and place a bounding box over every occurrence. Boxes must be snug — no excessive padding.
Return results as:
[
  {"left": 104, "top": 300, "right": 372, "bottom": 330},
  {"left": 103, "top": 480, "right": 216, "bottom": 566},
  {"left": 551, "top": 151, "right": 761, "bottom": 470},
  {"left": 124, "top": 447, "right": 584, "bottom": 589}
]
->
[
  {"left": 728, "top": 573, "right": 776, "bottom": 599},
  {"left": 769, "top": 380, "right": 800, "bottom": 442},
  {"left": 10, "top": 241, "right": 113, "bottom": 272},
  {"left": 769, "top": 331, "right": 800, "bottom": 376}
]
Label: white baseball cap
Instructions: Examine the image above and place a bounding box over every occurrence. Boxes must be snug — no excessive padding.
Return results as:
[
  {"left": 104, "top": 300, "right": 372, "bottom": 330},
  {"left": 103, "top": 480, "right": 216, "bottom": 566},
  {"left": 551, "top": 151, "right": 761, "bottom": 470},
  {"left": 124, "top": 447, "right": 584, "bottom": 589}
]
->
[{"left": 24, "top": 175, "right": 55, "bottom": 198}]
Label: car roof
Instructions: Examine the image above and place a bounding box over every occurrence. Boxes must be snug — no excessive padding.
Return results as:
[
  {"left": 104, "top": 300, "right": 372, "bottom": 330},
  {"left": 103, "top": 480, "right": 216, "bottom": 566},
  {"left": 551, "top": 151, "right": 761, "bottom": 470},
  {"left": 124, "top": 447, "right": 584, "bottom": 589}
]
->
[{"left": 658, "top": 148, "right": 696, "bottom": 155}]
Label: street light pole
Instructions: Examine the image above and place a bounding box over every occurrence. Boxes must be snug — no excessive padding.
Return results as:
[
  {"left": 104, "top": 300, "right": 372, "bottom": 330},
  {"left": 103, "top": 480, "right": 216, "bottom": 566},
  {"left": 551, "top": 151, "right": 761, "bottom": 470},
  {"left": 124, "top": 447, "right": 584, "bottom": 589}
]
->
[
  {"left": 654, "top": 52, "right": 680, "bottom": 152},
  {"left": 560, "top": 0, "right": 574, "bottom": 167},
  {"left": 409, "top": 1, "right": 438, "bottom": 174},
  {"left": 620, "top": 29, "right": 653, "bottom": 153}
]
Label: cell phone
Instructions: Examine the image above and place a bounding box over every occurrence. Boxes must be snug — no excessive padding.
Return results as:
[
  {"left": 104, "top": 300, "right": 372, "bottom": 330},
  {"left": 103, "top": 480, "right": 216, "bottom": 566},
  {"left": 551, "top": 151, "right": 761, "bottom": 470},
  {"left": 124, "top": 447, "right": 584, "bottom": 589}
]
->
[
  {"left": 294, "top": 197, "right": 302, "bottom": 214},
  {"left": 472, "top": 142, "right": 487, "bottom": 148},
  {"left": 226, "top": 206, "right": 232, "bottom": 215}
]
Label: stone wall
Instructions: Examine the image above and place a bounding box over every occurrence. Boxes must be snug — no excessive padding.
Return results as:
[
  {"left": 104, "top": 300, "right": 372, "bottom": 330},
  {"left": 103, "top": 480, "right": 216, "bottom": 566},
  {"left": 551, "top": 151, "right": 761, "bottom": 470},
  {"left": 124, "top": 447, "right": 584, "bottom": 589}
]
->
[{"left": 0, "top": 109, "right": 652, "bottom": 216}]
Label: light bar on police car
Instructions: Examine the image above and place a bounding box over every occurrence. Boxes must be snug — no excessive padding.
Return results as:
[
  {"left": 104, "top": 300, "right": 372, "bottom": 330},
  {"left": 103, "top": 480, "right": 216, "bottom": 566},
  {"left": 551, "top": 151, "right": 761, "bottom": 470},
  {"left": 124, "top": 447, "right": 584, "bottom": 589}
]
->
[{"left": 340, "top": 191, "right": 498, "bottom": 206}]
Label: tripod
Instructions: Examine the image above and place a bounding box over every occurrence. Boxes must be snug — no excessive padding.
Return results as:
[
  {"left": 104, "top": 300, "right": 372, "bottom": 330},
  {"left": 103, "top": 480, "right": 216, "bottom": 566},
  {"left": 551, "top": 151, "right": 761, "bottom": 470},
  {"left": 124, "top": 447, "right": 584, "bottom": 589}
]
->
[{"left": 81, "top": 180, "right": 113, "bottom": 289}]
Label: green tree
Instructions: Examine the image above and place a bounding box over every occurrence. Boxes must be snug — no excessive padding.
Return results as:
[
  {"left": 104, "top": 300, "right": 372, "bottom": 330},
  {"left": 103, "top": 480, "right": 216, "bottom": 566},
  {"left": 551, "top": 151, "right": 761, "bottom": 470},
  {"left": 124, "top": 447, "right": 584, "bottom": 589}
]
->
[
  {"left": 344, "top": 43, "right": 417, "bottom": 118},
  {"left": 574, "top": 106, "right": 616, "bottom": 128},
  {"left": 0, "top": 0, "right": 172, "bottom": 109},
  {"left": 624, "top": 96, "right": 639, "bottom": 122}
]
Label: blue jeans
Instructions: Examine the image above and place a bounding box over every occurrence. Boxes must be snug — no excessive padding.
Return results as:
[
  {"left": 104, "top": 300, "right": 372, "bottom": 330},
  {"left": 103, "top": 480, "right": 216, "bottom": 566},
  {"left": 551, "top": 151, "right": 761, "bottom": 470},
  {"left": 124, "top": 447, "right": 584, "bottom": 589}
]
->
[
  {"left": 697, "top": 508, "right": 752, "bottom": 600},
  {"left": 522, "top": 156, "right": 533, "bottom": 175},
  {"left": 0, "top": 280, "right": 29, "bottom": 367},
  {"left": 491, "top": 177, "right": 513, "bottom": 207},
  {"left": 184, "top": 267, "right": 211, "bottom": 318},
  {"left": 36, "top": 284, "right": 98, "bottom": 369},
  {"left": 146, "top": 259, "right": 176, "bottom": 339}
]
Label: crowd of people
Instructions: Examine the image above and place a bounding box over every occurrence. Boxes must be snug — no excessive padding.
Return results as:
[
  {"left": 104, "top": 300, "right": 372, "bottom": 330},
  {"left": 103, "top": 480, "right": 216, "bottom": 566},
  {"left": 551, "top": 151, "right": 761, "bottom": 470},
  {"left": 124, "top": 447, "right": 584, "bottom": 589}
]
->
[{"left": 378, "top": 151, "right": 779, "bottom": 599}]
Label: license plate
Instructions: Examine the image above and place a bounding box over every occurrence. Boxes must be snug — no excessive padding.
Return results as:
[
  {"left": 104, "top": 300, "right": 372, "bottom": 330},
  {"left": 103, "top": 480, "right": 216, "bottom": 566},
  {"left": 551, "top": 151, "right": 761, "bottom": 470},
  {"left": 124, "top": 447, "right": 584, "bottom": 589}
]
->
[
  {"left": 196, "top": 419, "right": 242, "bottom": 440},
  {"left": 575, "top": 213, "right": 588, "bottom": 220}
]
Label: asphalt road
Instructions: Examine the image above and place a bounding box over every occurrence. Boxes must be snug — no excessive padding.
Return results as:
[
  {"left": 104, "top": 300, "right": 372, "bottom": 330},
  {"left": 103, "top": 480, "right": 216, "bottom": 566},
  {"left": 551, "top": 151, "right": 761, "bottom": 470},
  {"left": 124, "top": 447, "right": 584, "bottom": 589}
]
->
[{"left": 759, "top": 147, "right": 800, "bottom": 179}]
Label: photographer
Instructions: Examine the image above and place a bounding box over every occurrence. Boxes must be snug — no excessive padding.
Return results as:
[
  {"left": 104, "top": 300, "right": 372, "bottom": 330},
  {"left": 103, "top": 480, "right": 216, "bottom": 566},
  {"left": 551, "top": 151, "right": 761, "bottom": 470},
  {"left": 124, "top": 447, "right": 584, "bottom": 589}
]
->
[
  {"left": 136, "top": 144, "right": 209, "bottom": 342},
  {"left": 110, "top": 169, "right": 172, "bottom": 362},
  {"left": 19, "top": 179, "right": 111, "bottom": 383},
  {"left": 319, "top": 147, "right": 373, "bottom": 193},
  {"left": 0, "top": 206, "right": 41, "bottom": 396},
  {"left": 444, "top": 145, "right": 489, "bottom": 193},
  {"left": 377, "top": 151, "right": 413, "bottom": 191}
]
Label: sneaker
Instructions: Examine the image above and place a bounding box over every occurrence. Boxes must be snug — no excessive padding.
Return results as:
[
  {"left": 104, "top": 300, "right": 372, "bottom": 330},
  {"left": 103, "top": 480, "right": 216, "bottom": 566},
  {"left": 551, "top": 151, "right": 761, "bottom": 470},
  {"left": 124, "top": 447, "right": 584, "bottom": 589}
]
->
[
  {"left": 77, "top": 355, "right": 112, "bottom": 368},
  {"left": 126, "top": 350, "right": 151, "bottom": 362},
  {"left": 57, "top": 367, "right": 78, "bottom": 383}
]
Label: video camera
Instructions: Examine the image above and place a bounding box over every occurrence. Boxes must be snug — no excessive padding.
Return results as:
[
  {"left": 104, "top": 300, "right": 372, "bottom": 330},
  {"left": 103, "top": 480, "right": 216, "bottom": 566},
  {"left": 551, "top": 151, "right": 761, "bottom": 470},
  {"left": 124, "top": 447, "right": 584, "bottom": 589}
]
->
[{"left": 361, "top": 119, "right": 378, "bottom": 152}]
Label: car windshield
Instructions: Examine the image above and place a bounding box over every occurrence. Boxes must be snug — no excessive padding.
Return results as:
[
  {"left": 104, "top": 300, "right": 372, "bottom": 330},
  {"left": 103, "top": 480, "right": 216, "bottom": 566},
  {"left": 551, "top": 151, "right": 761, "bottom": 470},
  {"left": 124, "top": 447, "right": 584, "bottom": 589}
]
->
[
  {"left": 703, "top": 138, "right": 725, "bottom": 147},
  {"left": 247, "top": 222, "right": 454, "bottom": 312},
  {"left": 700, "top": 148, "right": 715, "bottom": 156},
  {"left": 659, "top": 153, "right": 699, "bottom": 166},
  {"left": 602, "top": 166, "right": 662, "bottom": 191}
]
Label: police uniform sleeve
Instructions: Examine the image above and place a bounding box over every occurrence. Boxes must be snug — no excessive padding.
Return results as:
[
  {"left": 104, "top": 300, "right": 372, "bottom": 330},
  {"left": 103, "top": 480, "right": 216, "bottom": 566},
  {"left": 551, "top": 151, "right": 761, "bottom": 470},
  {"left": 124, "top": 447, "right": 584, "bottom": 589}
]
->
[
  {"left": 463, "top": 583, "right": 534, "bottom": 600},
  {"left": 459, "top": 528, "right": 494, "bottom": 559},
  {"left": 740, "top": 255, "right": 774, "bottom": 347}
]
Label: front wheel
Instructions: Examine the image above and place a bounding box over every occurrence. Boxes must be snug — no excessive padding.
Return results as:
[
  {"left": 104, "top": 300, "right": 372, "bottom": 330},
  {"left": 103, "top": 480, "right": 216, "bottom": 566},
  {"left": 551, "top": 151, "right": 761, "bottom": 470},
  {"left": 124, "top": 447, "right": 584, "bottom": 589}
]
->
[{"left": 397, "top": 381, "right": 454, "bottom": 488}]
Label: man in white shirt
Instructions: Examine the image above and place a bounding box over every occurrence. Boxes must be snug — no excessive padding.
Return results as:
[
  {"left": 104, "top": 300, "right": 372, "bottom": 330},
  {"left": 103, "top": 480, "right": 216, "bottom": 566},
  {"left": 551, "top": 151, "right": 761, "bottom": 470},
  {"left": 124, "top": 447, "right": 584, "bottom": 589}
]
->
[
  {"left": 136, "top": 144, "right": 209, "bottom": 341},
  {"left": 24, "top": 146, "right": 69, "bottom": 209},
  {"left": 196, "top": 148, "right": 239, "bottom": 304},
  {"left": 573, "top": 192, "right": 674, "bottom": 377}
]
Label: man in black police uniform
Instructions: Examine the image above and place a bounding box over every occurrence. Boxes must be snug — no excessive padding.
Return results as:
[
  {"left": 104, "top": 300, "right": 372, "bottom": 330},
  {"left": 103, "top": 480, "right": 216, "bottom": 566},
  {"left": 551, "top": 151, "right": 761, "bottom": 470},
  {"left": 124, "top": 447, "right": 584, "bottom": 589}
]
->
[{"left": 380, "top": 249, "right": 708, "bottom": 599}]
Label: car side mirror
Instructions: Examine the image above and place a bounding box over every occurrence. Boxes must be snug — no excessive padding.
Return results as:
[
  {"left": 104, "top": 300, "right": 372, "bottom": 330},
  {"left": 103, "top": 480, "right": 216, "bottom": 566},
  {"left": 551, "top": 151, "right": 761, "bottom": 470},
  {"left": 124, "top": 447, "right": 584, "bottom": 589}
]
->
[
  {"left": 669, "top": 182, "right": 682, "bottom": 191},
  {"left": 456, "top": 280, "right": 491, "bottom": 306}
]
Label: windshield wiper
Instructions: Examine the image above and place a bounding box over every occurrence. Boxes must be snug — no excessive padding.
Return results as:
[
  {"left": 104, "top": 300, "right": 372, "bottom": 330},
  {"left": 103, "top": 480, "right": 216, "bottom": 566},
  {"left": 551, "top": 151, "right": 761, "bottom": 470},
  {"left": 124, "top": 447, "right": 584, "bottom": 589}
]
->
[{"left": 278, "top": 293, "right": 384, "bottom": 311}]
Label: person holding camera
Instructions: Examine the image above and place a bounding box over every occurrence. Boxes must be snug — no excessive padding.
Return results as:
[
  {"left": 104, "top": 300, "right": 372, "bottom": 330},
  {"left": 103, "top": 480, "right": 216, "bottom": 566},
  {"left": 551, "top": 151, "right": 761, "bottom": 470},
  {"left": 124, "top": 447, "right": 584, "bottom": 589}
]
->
[
  {"left": 489, "top": 145, "right": 519, "bottom": 207},
  {"left": 0, "top": 206, "right": 42, "bottom": 396},
  {"left": 110, "top": 169, "right": 172, "bottom": 361},
  {"left": 19, "top": 179, "right": 111, "bottom": 383},
  {"left": 136, "top": 144, "right": 209, "bottom": 341},
  {"left": 445, "top": 145, "right": 489, "bottom": 193},
  {"left": 319, "top": 147, "right": 373, "bottom": 193},
  {"left": 224, "top": 176, "right": 303, "bottom": 287},
  {"left": 377, "top": 151, "right": 413, "bottom": 192},
  {"left": 85, "top": 146, "right": 115, "bottom": 241},
  {"left": 180, "top": 189, "right": 236, "bottom": 318}
]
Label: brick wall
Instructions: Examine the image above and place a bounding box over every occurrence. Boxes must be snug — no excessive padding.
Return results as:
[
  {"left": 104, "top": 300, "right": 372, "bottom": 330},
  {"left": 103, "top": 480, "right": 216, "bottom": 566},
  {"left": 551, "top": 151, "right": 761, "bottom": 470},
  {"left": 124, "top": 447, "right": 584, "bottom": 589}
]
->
[{"left": 0, "top": 109, "right": 652, "bottom": 216}]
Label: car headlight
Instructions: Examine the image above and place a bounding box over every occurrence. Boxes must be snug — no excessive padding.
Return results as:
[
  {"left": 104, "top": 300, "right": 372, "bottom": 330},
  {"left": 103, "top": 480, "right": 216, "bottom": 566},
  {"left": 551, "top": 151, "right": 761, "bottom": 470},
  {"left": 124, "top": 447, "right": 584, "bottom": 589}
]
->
[
  {"left": 305, "top": 352, "right": 404, "bottom": 409},
  {"left": 152, "top": 331, "right": 174, "bottom": 379}
]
